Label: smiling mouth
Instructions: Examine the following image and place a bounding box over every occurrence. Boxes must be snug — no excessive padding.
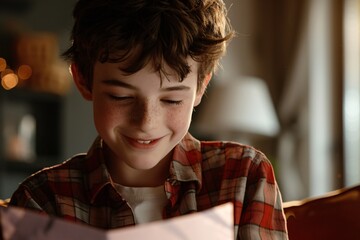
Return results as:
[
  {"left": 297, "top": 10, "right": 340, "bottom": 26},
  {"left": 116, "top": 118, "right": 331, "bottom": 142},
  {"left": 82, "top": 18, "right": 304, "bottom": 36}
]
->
[
  {"left": 125, "top": 136, "right": 160, "bottom": 148},
  {"left": 136, "top": 140, "right": 152, "bottom": 144}
]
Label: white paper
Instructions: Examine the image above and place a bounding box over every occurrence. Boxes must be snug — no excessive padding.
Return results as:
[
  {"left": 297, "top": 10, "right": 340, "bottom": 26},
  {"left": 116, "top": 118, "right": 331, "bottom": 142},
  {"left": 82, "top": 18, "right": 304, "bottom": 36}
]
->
[
  {"left": 107, "top": 202, "right": 234, "bottom": 240},
  {"left": 0, "top": 206, "right": 104, "bottom": 240},
  {"left": 0, "top": 202, "right": 233, "bottom": 240}
]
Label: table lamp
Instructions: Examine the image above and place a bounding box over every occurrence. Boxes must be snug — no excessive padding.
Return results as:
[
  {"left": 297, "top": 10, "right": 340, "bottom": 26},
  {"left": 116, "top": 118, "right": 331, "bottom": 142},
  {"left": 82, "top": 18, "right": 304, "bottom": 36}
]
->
[{"left": 193, "top": 76, "right": 280, "bottom": 144}]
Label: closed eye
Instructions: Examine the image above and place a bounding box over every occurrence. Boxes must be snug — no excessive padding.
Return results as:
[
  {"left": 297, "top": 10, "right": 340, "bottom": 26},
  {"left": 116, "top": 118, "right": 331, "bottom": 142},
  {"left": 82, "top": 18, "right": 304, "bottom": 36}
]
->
[
  {"left": 162, "top": 100, "right": 183, "bottom": 105},
  {"left": 108, "top": 94, "right": 134, "bottom": 101}
]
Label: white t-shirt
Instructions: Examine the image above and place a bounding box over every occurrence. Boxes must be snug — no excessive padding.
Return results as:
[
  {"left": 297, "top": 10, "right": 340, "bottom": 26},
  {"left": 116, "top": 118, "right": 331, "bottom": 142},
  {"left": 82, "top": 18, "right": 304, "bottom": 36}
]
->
[{"left": 114, "top": 184, "right": 168, "bottom": 224}]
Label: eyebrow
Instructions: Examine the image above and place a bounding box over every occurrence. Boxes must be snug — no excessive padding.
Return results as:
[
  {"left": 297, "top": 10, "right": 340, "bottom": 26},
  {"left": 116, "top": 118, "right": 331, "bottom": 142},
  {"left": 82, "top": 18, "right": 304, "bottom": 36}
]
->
[
  {"left": 161, "top": 85, "right": 191, "bottom": 92},
  {"left": 101, "top": 79, "right": 191, "bottom": 92}
]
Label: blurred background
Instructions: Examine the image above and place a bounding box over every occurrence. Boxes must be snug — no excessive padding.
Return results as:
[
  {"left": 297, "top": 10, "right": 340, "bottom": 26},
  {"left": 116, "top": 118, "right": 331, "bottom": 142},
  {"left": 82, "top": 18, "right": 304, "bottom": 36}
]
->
[{"left": 0, "top": 0, "right": 359, "bottom": 203}]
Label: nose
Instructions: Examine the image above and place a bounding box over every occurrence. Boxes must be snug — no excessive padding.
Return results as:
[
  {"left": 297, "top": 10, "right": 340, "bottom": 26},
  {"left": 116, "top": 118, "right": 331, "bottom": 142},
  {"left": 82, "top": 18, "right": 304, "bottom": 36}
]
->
[{"left": 132, "top": 99, "right": 159, "bottom": 131}]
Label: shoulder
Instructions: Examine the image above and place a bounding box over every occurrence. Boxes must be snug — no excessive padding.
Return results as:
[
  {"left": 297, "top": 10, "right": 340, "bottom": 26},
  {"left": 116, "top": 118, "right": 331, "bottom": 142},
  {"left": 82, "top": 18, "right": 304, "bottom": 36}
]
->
[
  {"left": 200, "top": 140, "right": 274, "bottom": 180},
  {"left": 9, "top": 154, "right": 88, "bottom": 211},
  {"left": 201, "top": 140, "right": 270, "bottom": 165},
  {"left": 16, "top": 153, "right": 88, "bottom": 192}
]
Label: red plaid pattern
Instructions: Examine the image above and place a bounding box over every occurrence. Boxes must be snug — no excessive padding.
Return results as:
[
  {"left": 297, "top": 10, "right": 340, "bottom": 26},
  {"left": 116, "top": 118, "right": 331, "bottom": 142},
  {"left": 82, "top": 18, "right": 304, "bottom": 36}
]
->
[{"left": 10, "top": 133, "right": 288, "bottom": 239}]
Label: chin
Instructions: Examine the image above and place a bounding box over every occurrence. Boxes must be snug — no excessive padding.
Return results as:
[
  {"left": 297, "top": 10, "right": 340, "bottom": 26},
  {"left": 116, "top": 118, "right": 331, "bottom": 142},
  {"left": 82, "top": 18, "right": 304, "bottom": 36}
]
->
[{"left": 131, "top": 162, "right": 160, "bottom": 171}]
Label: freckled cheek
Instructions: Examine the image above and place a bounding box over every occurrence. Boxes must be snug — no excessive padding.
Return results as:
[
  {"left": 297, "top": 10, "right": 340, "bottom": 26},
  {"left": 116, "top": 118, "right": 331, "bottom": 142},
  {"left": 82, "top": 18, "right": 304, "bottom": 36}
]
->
[
  {"left": 166, "top": 107, "right": 193, "bottom": 131},
  {"left": 93, "top": 101, "right": 129, "bottom": 129}
]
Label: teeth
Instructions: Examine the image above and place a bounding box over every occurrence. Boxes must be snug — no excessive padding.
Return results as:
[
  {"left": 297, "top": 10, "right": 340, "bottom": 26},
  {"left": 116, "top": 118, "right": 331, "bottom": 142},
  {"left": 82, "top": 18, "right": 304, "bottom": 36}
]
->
[{"left": 137, "top": 140, "right": 152, "bottom": 144}]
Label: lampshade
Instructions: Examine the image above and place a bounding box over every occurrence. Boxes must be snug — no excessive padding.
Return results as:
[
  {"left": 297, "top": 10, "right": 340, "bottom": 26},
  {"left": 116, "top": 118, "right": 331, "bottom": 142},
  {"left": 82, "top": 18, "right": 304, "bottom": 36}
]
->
[{"left": 194, "top": 76, "right": 280, "bottom": 140}]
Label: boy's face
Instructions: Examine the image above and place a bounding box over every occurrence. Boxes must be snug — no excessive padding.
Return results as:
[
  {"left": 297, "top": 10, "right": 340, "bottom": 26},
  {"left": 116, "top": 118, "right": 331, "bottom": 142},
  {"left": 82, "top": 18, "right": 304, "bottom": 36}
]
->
[{"left": 76, "top": 59, "right": 206, "bottom": 177}]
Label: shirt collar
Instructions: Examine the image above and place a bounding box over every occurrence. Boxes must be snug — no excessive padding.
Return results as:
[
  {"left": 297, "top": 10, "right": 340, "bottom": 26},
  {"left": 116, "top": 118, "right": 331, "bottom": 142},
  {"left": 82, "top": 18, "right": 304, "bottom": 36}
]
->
[
  {"left": 168, "top": 133, "right": 203, "bottom": 191},
  {"left": 84, "top": 137, "right": 115, "bottom": 204},
  {"left": 86, "top": 133, "right": 203, "bottom": 202}
]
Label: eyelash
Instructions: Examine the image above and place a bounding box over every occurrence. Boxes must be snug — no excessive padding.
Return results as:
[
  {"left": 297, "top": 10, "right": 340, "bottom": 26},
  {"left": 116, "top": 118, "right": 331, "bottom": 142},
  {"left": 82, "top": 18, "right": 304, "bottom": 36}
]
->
[
  {"left": 162, "top": 100, "right": 183, "bottom": 105},
  {"left": 108, "top": 95, "right": 183, "bottom": 105},
  {"left": 108, "top": 95, "right": 133, "bottom": 101}
]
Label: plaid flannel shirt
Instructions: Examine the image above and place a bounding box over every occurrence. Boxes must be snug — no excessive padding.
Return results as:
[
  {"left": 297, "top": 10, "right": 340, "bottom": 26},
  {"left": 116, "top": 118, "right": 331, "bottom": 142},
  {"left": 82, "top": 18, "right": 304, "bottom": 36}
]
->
[{"left": 10, "top": 133, "right": 288, "bottom": 239}]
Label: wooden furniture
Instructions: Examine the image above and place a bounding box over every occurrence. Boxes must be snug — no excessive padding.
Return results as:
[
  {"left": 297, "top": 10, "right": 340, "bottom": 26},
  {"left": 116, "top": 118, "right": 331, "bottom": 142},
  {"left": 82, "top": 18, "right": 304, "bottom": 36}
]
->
[{"left": 284, "top": 184, "right": 360, "bottom": 240}]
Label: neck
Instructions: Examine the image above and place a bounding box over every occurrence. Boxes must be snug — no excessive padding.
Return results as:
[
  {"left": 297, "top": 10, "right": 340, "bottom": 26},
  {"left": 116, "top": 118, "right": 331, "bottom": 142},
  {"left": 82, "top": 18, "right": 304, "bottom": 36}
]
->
[{"left": 105, "top": 149, "right": 172, "bottom": 187}]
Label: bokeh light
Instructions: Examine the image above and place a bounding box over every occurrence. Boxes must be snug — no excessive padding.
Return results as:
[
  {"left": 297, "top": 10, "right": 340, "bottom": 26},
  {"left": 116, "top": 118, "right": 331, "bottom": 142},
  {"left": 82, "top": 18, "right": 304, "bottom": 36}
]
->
[
  {"left": 1, "top": 68, "right": 14, "bottom": 78},
  {"left": 0, "top": 58, "right": 7, "bottom": 72},
  {"left": 1, "top": 73, "right": 19, "bottom": 90},
  {"left": 17, "top": 65, "right": 32, "bottom": 80}
]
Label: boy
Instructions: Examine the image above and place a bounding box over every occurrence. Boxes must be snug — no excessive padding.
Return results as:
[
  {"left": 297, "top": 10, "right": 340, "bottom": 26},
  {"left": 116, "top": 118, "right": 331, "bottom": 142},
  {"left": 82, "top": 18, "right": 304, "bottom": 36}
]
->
[{"left": 10, "top": 0, "right": 288, "bottom": 239}]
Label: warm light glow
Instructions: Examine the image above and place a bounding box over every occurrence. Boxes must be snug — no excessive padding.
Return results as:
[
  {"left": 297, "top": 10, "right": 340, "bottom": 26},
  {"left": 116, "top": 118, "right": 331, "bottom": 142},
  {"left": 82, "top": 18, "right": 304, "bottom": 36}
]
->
[
  {"left": 195, "top": 77, "right": 280, "bottom": 140},
  {"left": 17, "top": 65, "right": 32, "bottom": 80},
  {"left": 0, "top": 58, "right": 7, "bottom": 72},
  {"left": 1, "top": 68, "right": 14, "bottom": 78},
  {"left": 1, "top": 73, "right": 19, "bottom": 90}
]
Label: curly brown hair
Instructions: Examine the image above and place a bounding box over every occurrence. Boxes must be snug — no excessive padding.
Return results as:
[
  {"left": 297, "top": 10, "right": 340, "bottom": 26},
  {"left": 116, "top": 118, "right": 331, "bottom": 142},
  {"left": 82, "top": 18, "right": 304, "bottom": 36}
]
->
[{"left": 62, "top": 0, "right": 234, "bottom": 92}]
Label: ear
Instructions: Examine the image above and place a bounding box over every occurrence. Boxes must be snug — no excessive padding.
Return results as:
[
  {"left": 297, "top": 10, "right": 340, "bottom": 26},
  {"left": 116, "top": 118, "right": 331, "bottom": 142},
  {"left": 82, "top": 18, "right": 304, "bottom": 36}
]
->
[
  {"left": 70, "top": 63, "right": 93, "bottom": 101},
  {"left": 194, "top": 73, "right": 212, "bottom": 106}
]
